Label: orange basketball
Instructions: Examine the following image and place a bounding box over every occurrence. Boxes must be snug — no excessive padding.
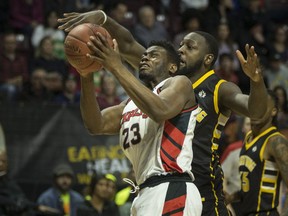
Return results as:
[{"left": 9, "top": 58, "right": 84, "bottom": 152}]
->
[{"left": 64, "top": 23, "right": 113, "bottom": 76}]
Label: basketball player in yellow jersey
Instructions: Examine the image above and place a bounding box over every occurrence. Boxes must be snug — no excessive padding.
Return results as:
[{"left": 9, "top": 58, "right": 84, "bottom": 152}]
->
[
  {"left": 226, "top": 90, "right": 288, "bottom": 215},
  {"left": 58, "top": 10, "right": 268, "bottom": 216}
]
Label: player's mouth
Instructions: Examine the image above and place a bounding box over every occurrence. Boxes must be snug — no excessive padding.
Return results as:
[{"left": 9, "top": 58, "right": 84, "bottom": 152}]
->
[
  {"left": 180, "top": 59, "right": 186, "bottom": 67},
  {"left": 139, "top": 63, "right": 150, "bottom": 70}
]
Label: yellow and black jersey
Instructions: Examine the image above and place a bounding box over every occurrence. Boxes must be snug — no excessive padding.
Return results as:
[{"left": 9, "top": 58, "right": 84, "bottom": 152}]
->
[
  {"left": 239, "top": 126, "right": 282, "bottom": 215},
  {"left": 192, "top": 70, "right": 229, "bottom": 202}
]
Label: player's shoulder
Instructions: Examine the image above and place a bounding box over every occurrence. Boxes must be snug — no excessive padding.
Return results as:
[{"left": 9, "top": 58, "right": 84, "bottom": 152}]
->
[
  {"left": 269, "top": 133, "right": 288, "bottom": 145},
  {"left": 168, "top": 75, "right": 192, "bottom": 86},
  {"left": 218, "top": 80, "right": 243, "bottom": 100}
]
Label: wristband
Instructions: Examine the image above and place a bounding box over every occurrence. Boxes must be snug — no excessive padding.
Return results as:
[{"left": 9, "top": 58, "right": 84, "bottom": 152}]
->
[{"left": 99, "top": 10, "right": 107, "bottom": 26}]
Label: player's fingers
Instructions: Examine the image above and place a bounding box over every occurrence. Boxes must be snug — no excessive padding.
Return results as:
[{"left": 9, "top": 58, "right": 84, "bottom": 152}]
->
[
  {"left": 86, "top": 53, "right": 103, "bottom": 63},
  {"left": 58, "top": 17, "right": 83, "bottom": 31},
  {"left": 245, "top": 44, "right": 250, "bottom": 56},
  {"left": 96, "top": 32, "right": 110, "bottom": 48},
  {"left": 63, "top": 12, "right": 80, "bottom": 18},
  {"left": 113, "top": 39, "right": 119, "bottom": 52},
  {"left": 58, "top": 14, "right": 79, "bottom": 23},
  {"left": 249, "top": 46, "right": 255, "bottom": 57},
  {"left": 236, "top": 50, "right": 245, "bottom": 65},
  {"left": 88, "top": 37, "right": 105, "bottom": 53},
  {"left": 87, "top": 39, "right": 98, "bottom": 53}
]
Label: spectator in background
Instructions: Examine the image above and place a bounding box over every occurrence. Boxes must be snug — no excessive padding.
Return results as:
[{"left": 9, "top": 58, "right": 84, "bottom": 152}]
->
[
  {"left": 97, "top": 73, "right": 121, "bottom": 110},
  {"left": 37, "top": 163, "right": 84, "bottom": 216},
  {"left": 32, "top": 36, "right": 68, "bottom": 78},
  {"left": 106, "top": 1, "right": 133, "bottom": 30},
  {"left": 44, "top": 71, "right": 64, "bottom": 102},
  {"left": 105, "top": 174, "right": 117, "bottom": 202},
  {"left": 0, "top": 31, "right": 29, "bottom": 101},
  {"left": 180, "top": 0, "right": 209, "bottom": 12},
  {"left": 132, "top": 5, "right": 170, "bottom": 47},
  {"left": 202, "top": 0, "right": 239, "bottom": 35},
  {"left": 173, "top": 9, "right": 202, "bottom": 48},
  {"left": 216, "top": 53, "right": 239, "bottom": 85},
  {"left": 265, "top": 52, "right": 288, "bottom": 93},
  {"left": 273, "top": 85, "right": 288, "bottom": 137},
  {"left": 43, "top": 0, "right": 78, "bottom": 18},
  {"left": 53, "top": 74, "right": 80, "bottom": 105},
  {"left": 20, "top": 67, "right": 49, "bottom": 103},
  {"left": 267, "top": 25, "right": 288, "bottom": 64},
  {"left": 240, "top": 0, "right": 272, "bottom": 35},
  {"left": 77, "top": 174, "right": 120, "bottom": 216},
  {"left": 9, "top": 0, "right": 43, "bottom": 37},
  {"left": 31, "top": 10, "right": 66, "bottom": 59},
  {"left": 214, "top": 22, "right": 239, "bottom": 70}
]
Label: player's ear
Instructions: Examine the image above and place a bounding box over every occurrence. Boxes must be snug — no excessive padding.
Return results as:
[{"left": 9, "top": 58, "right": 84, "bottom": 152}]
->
[
  {"left": 204, "top": 54, "right": 214, "bottom": 65},
  {"left": 271, "top": 107, "right": 278, "bottom": 117},
  {"left": 168, "top": 63, "right": 178, "bottom": 74}
]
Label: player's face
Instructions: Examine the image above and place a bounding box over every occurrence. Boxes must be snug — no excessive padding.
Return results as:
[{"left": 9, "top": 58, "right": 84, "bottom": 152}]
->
[
  {"left": 178, "top": 33, "right": 206, "bottom": 77},
  {"left": 139, "top": 46, "right": 169, "bottom": 84},
  {"left": 55, "top": 174, "right": 73, "bottom": 192},
  {"left": 250, "top": 96, "right": 277, "bottom": 129},
  {"left": 93, "top": 178, "right": 109, "bottom": 200}
]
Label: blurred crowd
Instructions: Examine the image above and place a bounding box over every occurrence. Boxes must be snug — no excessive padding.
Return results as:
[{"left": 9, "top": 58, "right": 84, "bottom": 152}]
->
[{"left": 0, "top": 0, "right": 287, "bottom": 110}]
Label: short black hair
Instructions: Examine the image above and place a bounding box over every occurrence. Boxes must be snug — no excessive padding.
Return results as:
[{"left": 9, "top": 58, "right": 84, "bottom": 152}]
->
[
  {"left": 148, "top": 40, "right": 180, "bottom": 70},
  {"left": 194, "top": 31, "right": 219, "bottom": 67},
  {"left": 87, "top": 173, "right": 107, "bottom": 196}
]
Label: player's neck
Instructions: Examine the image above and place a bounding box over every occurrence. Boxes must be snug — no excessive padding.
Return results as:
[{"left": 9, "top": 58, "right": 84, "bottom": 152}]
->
[{"left": 252, "top": 122, "right": 273, "bottom": 137}]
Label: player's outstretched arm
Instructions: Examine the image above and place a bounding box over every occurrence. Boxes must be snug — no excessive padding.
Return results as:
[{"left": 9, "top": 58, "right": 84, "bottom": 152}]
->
[
  {"left": 236, "top": 44, "right": 267, "bottom": 118},
  {"left": 58, "top": 10, "right": 145, "bottom": 69},
  {"left": 87, "top": 34, "right": 195, "bottom": 123},
  {"left": 80, "top": 74, "right": 124, "bottom": 135},
  {"left": 219, "top": 44, "right": 267, "bottom": 118}
]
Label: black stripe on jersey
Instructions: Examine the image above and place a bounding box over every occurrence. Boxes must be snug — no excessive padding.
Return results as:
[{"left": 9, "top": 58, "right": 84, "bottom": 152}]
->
[
  {"left": 169, "top": 112, "right": 190, "bottom": 134},
  {"left": 213, "top": 137, "right": 220, "bottom": 145},
  {"left": 162, "top": 207, "right": 185, "bottom": 216},
  {"left": 160, "top": 146, "right": 176, "bottom": 162},
  {"left": 216, "top": 124, "right": 225, "bottom": 131},
  {"left": 163, "top": 131, "right": 182, "bottom": 150},
  {"left": 162, "top": 182, "right": 187, "bottom": 216},
  {"left": 264, "top": 169, "right": 278, "bottom": 176},
  {"left": 262, "top": 182, "right": 275, "bottom": 188}
]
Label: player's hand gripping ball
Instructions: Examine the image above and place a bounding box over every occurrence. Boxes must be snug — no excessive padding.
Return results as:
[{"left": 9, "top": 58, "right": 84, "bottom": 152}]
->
[{"left": 64, "top": 23, "right": 113, "bottom": 76}]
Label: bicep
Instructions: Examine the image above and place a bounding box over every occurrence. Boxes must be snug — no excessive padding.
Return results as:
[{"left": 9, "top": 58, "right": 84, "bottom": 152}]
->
[
  {"left": 270, "top": 136, "right": 288, "bottom": 186},
  {"left": 158, "top": 78, "right": 194, "bottom": 119},
  {"left": 121, "top": 41, "right": 145, "bottom": 70},
  {"left": 100, "top": 102, "right": 125, "bottom": 135},
  {"left": 219, "top": 82, "right": 249, "bottom": 116}
]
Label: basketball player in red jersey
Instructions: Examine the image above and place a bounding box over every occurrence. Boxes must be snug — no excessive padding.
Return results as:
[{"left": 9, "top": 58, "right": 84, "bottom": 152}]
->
[{"left": 80, "top": 38, "right": 202, "bottom": 215}]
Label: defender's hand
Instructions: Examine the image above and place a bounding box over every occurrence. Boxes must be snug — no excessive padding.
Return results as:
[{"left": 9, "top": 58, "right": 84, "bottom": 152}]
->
[
  {"left": 58, "top": 11, "right": 106, "bottom": 32},
  {"left": 236, "top": 44, "right": 262, "bottom": 82}
]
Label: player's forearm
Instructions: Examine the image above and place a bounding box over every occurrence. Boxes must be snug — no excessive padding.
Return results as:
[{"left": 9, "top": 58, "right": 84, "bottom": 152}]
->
[
  {"left": 103, "top": 17, "right": 144, "bottom": 69},
  {"left": 103, "top": 18, "right": 134, "bottom": 53},
  {"left": 111, "top": 66, "right": 169, "bottom": 122},
  {"left": 80, "top": 75, "right": 103, "bottom": 135},
  {"left": 248, "top": 77, "right": 267, "bottom": 119}
]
